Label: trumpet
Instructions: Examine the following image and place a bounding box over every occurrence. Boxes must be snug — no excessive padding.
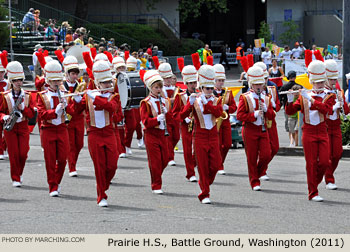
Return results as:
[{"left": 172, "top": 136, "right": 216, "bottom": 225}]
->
[
  {"left": 216, "top": 87, "right": 229, "bottom": 132},
  {"left": 187, "top": 91, "right": 200, "bottom": 133},
  {"left": 57, "top": 85, "right": 70, "bottom": 124},
  {"left": 279, "top": 88, "right": 325, "bottom": 95},
  {"left": 4, "top": 94, "right": 24, "bottom": 131},
  {"left": 158, "top": 94, "right": 169, "bottom": 136},
  {"left": 257, "top": 88, "right": 266, "bottom": 132},
  {"left": 60, "top": 87, "right": 114, "bottom": 98}
]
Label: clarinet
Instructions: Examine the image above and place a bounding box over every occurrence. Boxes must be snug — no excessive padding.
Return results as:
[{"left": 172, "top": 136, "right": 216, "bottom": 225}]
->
[
  {"left": 158, "top": 94, "right": 169, "bottom": 136},
  {"left": 57, "top": 85, "right": 70, "bottom": 124},
  {"left": 334, "top": 88, "right": 348, "bottom": 122},
  {"left": 257, "top": 89, "right": 266, "bottom": 132}
]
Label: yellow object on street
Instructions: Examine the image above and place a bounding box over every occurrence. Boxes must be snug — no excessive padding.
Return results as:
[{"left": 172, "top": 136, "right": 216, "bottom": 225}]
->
[{"left": 283, "top": 74, "right": 313, "bottom": 90}]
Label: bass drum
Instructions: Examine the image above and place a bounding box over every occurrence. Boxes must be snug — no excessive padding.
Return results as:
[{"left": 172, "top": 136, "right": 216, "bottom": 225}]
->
[{"left": 117, "top": 71, "right": 148, "bottom": 109}]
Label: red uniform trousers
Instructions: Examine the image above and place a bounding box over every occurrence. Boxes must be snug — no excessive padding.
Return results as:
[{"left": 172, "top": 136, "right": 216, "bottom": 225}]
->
[
  {"left": 0, "top": 123, "right": 4, "bottom": 155},
  {"left": 242, "top": 123, "right": 271, "bottom": 188},
  {"left": 325, "top": 119, "right": 342, "bottom": 185},
  {"left": 194, "top": 127, "right": 221, "bottom": 201},
  {"left": 88, "top": 128, "right": 118, "bottom": 203},
  {"left": 124, "top": 109, "right": 136, "bottom": 148},
  {"left": 166, "top": 120, "right": 180, "bottom": 161},
  {"left": 134, "top": 108, "right": 143, "bottom": 140},
  {"left": 4, "top": 121, "right": 30, "bottom": 182},
  {"left": 260, "top": 120, "right": 279, "bottom": 176},
  {"left": 41, "top": 125, "right": 69, "bottom": 193},
  {"left": 218, "top": 119, "right": 232, "bottom": 170},
  {"left": 302, "top": 124, "right": 330, "bottom": 199},
  {"left": 180, "top": 123, "right": 196, "bottom": 179},
  {"left": 117, "top": 127, "right": 126, "bottom": 154},
  {"left": 144, "top": 128, "right": 169, "bottom": 190},
  {"left": 67, "top": 116, "right": 84, "bottom": 172}
]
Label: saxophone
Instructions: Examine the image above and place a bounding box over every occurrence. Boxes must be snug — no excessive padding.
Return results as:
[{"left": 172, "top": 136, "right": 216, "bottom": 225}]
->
[
  {"left": 4, "top": 94, "right": 24, "bottom": 131},
  {"left": 216, "top": 87, "right": 229, "bottom": 132},
  {"left": 257, "top": 89, "right": 266, "bottom": 132}
]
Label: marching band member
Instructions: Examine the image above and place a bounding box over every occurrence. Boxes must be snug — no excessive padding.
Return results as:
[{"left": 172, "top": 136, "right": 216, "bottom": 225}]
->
[
  {"left": 285, "top": 60, "right": 334, "bottom": 202},
  {"left": 324, "top": 59, "right": 349, "bottom": 190},
  {"left": 140, "top": 70, "right": 170, "bottom": 194},
  {"left": 37, "top": 60, "right": 72, "bottom": 197},
  {"left": 62, "top": 56, "right": 86, "bottom": 177},
  {"left": 71, "top": 60, "right": 120, "bottom": 207},
  {"left": 173, "top": 65, "right": 198, "bottom": 182},
  {"left": 181, "top": 65, "right": 223, "bottom": 203},
  {"left": 254, "top": 61, "right": 280, "bottom": 181},
  {"left": 158, "top": 62, "right": 179, "bottom": 166},
  {"left": 0, "top": 61, "right": 35, "bottom": 186},
  {"left": 34, "top": 55, "right": 53, "bottom": 91},
  {"left": 213, "top": 64, "right": 237, "bottom": 175},
  {"left": 0, "top": 54, "right": 9, "bottom": 160},
  {"left": 237, "top": 66, "right": 275, "bottom": 191}
]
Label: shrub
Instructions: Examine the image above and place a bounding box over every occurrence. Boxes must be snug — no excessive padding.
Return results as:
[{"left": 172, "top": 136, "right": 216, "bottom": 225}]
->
[
  {"left": 341, "top": 115, "right": 350, "bottom": 145},
  {"left": 0, "top": 5, "right": 9, "bottom": 48}
]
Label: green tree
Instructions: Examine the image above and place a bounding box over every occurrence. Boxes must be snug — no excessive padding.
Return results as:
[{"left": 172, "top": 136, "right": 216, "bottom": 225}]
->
[
  {"left": 0, "top": 3, "right": 9, "bottom": 48},
  {"left": 278, "top": 20, "right": 301, "bottom": 46},
  {"left": 257, "top": 21, "right": 271, "bottom": 44}
]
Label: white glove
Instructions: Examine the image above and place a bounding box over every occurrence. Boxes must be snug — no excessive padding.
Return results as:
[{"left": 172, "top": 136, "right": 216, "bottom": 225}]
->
[
  {"left": 287, "top": 93, "right": 294, "bottom": 103},
  {"left": 301, "top": 89, "right": 312, "bottom": 101},
  {"left": 262, "top": 102, "right": 268, "bottom": 112},
  {"left": 254, "top": 110, "right": 261, "bottom": 118},
  {"left": 55, "top": 103, "right": 64, "bottom": 116},
  {"left": 189, "top": 93, "right": 196, "bottom": 105},
  {"left": 184, "top": 117, "right": 191, "bottom": 124},
  {"left": 223, "top": 104, "right": 229, "bottom": 111},
  {"left": 161, "top": 105, "right": 167, "bottom": 114},
  {"left": 157, "top": 114, "right": 165, "bottom": 122},
  {"left": 2, "top": 115, "right": 10, "bottom": 122},
  {"left": 73, "top": 95, "right": 82, "bottom": 103},
  {"left": 333, "top": 101, "right": 342, "bottom": 111},
  {"left": 201, "top": 94, "right": 208, "bottom": 105},
  {"left": 87, "top": 90, "right": 99, "bottom": 101}
]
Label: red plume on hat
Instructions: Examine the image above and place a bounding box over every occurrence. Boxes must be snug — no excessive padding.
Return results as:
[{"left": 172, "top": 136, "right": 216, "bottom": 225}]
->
[
  {"left": 247, "top": 54, "right": 254, "bottom": 67},
  {"left": 0, "top": 50, "right": 9, "bottom": 68},
  {"left": 152, "top": 56, "right": 160, "bottom": 70},
  {"left": 90, "top": 47, "right": 97, "bottom": 59},
  {"left": 82, "top": 51, "right": 93, "bottom": 70},
  {"left": 314, "top": 50, "right": 324, "bottom": 62},
  {"left": 240, "top": 56, "right": 249, "bottom": 73},
  {"left": 177, "top": 57, "right": 185, "bottom": 72},
  {"left": 43, "top": 50, "right": 49, "bottom": 56},
  {"left": 103, "top": 51, "right": 113, "bottom": 63},
  {"left": 54, "top": 50, "right": 64, "bottom": 63},
  {"left": 139, "top": 69, "right": 146, "bottom": 83},
  {"left": 124, "top": 51, "right": 130, "bottom": 61},
  {"left": 191, "top": 52, "right": 201, "bottom": 70},
  {"left": 36, "top": 51, "right": 46, "bottom": 69},
  {"left": 304, "top": 50, "right": 312, "bottom": 67},
  {"left": 86, "top": 68, "right": 94, "bottom": 80},
  {"left": 207, "top": 56, "right": 214, "bottom": 66}
]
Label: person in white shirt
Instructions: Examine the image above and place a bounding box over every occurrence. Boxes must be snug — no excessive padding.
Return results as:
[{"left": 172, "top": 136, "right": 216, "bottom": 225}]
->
[
  {"left": 261, "top": 47, "right": 272, "bottom": 69},
  {"left": 291, "top": 42, "right": 302, "bottom": 59}
]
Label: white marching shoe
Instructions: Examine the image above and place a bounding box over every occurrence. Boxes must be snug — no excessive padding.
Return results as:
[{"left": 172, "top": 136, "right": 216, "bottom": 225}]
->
[
  {"left": 188, "top": 176, "right": 197, "bottom": 182},
  {"left": 119, "top": 153, "right": 127, "bottom": 158},
  {"left": 326, "top": 183, "right": 338, "bottom": 190},
  {"left": 218, "top": 170, "right": 226, "bottom": 175},
  {"left": 98, "top": 199, "right": 108, "bottom": 207},
  {"left": 259, "top": 175, "right": 270, "bottom": 181},
  {"left": 4, "top": 151, "right": 8, "bottom": 158},
  {"left": 49, "top": 191, "right": 59, "bottom": 197},
  {"left": 126, "top": 147, "right": 133, "bottom": 155},
  {"left": 253, "top": 186, "right": 261, "bottom": 191},
  {"left": 0, "top": 154, "right": 4, "bottom": 160},
  {"left": 20, "top": 176, "right": 23, "bottom": 184},
  {"left": 311, "top": 195, "right": 324, "bottom": 202},
  {"left": 137, "top": 138, "right": 144, "bottom": 148},
  {"left": 201, "top": 198, "right": 211, "bottom": 204},
  {"left": 12, "top": 181, "right": 22, "bottom": 187},
  {"left": 69, "top": 171, "right": 78, "bottom": 177},
  {"left": 152, "top": 189, "right": 163, "bottom": 194},
  {"left": 168, "top": 160, "right": 176, "bottom": 166}
]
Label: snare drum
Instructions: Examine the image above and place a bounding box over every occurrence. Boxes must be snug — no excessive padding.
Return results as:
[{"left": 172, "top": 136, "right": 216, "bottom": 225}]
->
[{"left": 117, "top": 71, "right": 148, "bottom": 109}]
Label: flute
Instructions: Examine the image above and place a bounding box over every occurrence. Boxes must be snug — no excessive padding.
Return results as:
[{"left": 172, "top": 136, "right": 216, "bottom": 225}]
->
[
  {"left": 60, "top": 87, "right": 114, "bottom": 98},
  {"left": 279, "top": 88, "right": 325, "bottom": 95}
]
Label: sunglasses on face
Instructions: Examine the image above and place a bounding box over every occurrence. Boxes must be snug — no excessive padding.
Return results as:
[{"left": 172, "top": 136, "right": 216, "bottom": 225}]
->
[{"left": 204, "top": 87, "right": 214, "bottom": 90}]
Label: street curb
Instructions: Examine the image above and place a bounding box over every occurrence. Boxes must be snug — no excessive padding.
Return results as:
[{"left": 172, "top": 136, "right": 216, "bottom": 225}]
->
[{"left": 277, "top": 146, "right": 350, "bottom": 157}]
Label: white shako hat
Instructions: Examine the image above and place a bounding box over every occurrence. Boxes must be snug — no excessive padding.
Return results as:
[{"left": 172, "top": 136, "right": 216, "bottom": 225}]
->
[
  {"left": 325, "top": 59, "right": 338, "bottom": 79},
  {"left": 213, "top": 64, "right": 226, "bottom": 80},
  {"left": 181, "top": 65, "right": 197, "bottom": 83},
  {"left": 158, "top": 62, "right": 173, "bottom": 78},
  {"left": 94, "top": 53, "right": 108, "bottom": 63},
  {"left": 0, "top": 58, "right": 5, "bottom": 72},
  {"left": 44, "top": 60, "right": 63, "bottom": 81},
  {"left": 346, "top": 73, "right": 350, "bottom": 80},
  {"left": 254, "top": 61, "right": 269, "bottom": 78},
  {"left": 126, "top": 56, "right": 137, "bottom": 69},
  {"left": 44, "top": 56, "right": 53, "bottom": 64},
  {"left": 247, "top": 66, "right": 265, "bottom": 87},
  {"left": 92, "top": 60, "right": 113, "bottom": 84},
  {"left": 143, "top": 70, "right": 163, "bottom": 90},
  {"left": 62, "top": 55, "right": 79, "bottom": 73},
  {"left": 198, "top": 65, "right": 215, "bottom": 88},
  {"left": 112, "top": 56, "right": 126, "bottom": 69},
  {"left": 307, "top": 60, "right": 326, "bottom": 83},
  {"left": 6, "top": 61, "right": 25, "bottom": 82}
]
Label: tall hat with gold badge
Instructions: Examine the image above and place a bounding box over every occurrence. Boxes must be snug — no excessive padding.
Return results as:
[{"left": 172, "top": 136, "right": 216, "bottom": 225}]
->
[
  {"left": 213, "top": 64, "right": 226, "bottom": 80},
  {"left": 247, "top": 65, "right": 265, "bottom": 88},
  {"left": 307, "top": 60, "right": 327, "bottom": 83},
  {"left": 126, "top": 56, "right": 137, "bottom": 70},
  {"left": 198, "top": 65, "right": 215, "bottom": 88},
  {"left": 62, "top": 55, "right": 79, "bottom": 74},
  {"left": 44, "top": 60, "right": 63, "bottom": 82},
  {"left": 143, "top": 70, "right": 163, "bottom": 90},
  {"left": 181, "top": 65, "right": 197, "bottom": 83},
  {"left": 325, "top": 59, "right": 338, "bottom": 80},
  {"left": 6, "top": 61, "right": 25, "bottom": 82},
  {"left": 112, "top": 56, "right": 126, "bottom": 70},
  {"left": 158, "top": 62, "right": 173, "bottom": 79},
  {"left": 92, "top": 60, "right": 112, "bottom": 85}
]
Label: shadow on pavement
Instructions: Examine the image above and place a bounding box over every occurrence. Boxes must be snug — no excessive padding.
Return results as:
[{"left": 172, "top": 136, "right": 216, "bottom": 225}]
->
[
  {"left": 110, "top": 182, "right": 147, "bottom": 188},
  {"left": 162, "top": 192, "right": 196, "bottom": 198},
  {"left": 212, "top": 202, "right": 261, "bottom": 209},
  {"left": 261, "top": 189, "right": 304, "bottom": 195},
  {"left": 21, "top": 185, "right": 47, "bottom": 191},
  {"left": 59, "top": 194, "right": 97, "bottom": 202},
  {"left": 107, "top": 204, "right": 155, "bottom": 212},
  {"left": 0, "top": 198, "right": 28, "bottom": 203}
]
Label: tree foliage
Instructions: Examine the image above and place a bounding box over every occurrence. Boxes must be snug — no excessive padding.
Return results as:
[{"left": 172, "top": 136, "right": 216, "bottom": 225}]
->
[
  {"left": 278, "top": 20, "right": 301, "bottom": 46},
  {"left": 0, "top": 4, "right": 9, "bottom": 48},
  {"left": 258, "top": 21, "right": 271, "bottom": 44}
]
